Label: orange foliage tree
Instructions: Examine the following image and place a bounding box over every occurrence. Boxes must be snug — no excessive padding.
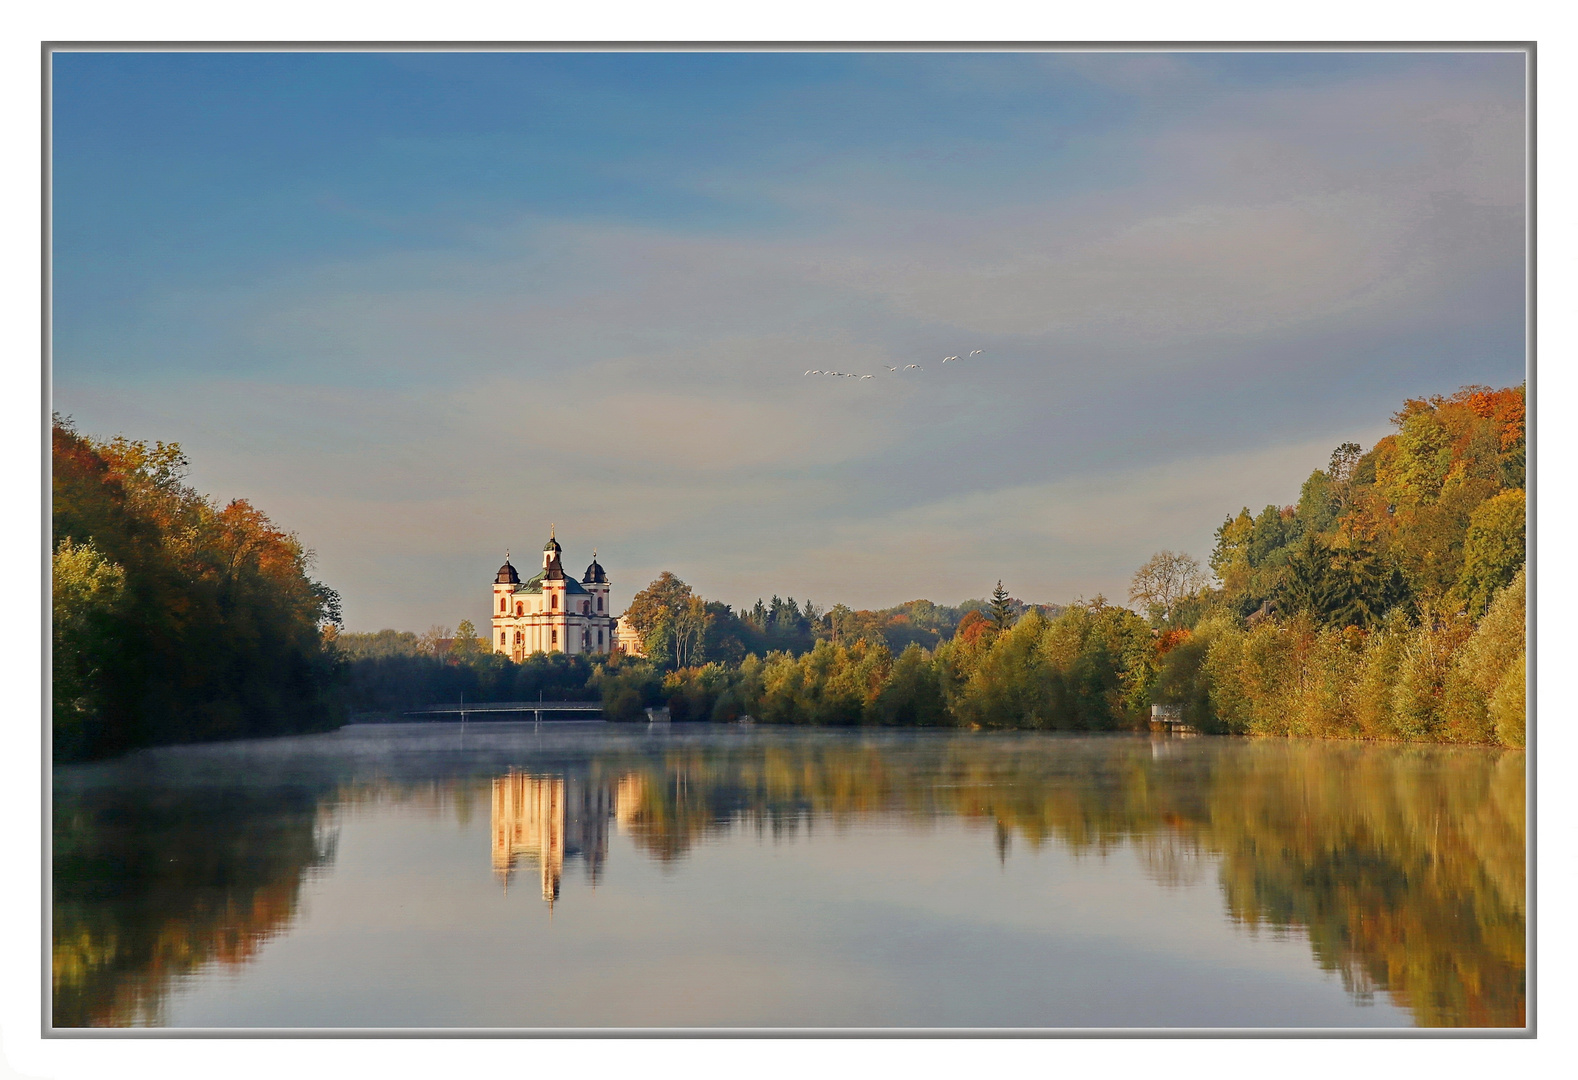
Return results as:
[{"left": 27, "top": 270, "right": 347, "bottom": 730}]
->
[{"left": 52, "top": 416, "right": 343, "bottom": 759}]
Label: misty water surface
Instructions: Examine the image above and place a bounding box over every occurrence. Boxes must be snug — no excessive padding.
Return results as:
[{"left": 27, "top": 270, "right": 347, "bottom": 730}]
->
[{"left": 52, "top": 724, "right": 1525, "bottom": 1029}]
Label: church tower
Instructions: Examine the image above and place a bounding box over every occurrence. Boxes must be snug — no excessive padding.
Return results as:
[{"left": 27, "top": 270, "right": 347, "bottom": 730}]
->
[{"left": 489, "top": 526, "right": 616, "bottom": 659}]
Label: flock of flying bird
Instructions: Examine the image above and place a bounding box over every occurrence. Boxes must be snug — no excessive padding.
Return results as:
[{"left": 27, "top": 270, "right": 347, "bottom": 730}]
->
[{"left": 804, "top": 349, "right": 983, "bottom": 380}]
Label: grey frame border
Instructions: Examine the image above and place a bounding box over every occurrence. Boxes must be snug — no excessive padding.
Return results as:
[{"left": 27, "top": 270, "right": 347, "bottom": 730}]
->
[{"left": 41, "top": 39, "right": 1536, "bottom": 1040}]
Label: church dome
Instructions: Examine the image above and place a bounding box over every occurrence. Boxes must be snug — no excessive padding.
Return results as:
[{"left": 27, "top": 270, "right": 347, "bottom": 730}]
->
[
  {"left": 583, "top": 558, "right": 607, "bottom": 584},
  {"left": 495, "top": 559, "right": 520, "bottom": 585},
  {"left": 543, "top": 534, "right": 561, "bottom": 554}
]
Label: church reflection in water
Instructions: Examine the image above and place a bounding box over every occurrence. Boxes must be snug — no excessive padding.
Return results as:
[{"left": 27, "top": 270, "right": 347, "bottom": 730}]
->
[
  {"left": 491, "top": 772, "right": 632, "bottom": 902},
  {"left": 57, "top": 738, "right": 1526, "bottom": 1027}
]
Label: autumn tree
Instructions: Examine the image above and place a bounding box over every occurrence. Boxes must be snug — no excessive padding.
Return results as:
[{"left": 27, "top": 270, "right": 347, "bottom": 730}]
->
[
  {"left": 624, "top": 573, "right": 724, "bottom": 668},
  {"left": 623, "top": 572, "right": 694, "bottom": 643},
  {"left": 669, "top": 596, "right": 713, "bottom": 669},
  {"left": 452, "top": 619, "right": 484, "bottom": 659},
  {"left": 51, "top": 415, "right": 343, "bottom": 759},
  {"left": 52, "top": 539, "right": 126, "bottom": 759},
  {"left": 955, "top": 609, "right": 992, "bottom": 647},
  {"left": 1129, "top": 551, "right": 1204, "bottom": 625},
  {"left": 1457, "top": 488, "right": 1526, "bottom": 616},
  {"left": 417, "top": 625, "right": 453, "bottom": 656}
]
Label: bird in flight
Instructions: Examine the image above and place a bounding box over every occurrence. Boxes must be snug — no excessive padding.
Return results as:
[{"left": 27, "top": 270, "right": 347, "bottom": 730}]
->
[
  {"left": 885, "top": 365, "right": 898, "bottom": 372},
  {"left": 903, "top": 364, "right": 922, "bottom": 371},
  {"left": 860, "top": 374, "right": 874, "bottom": 380},
  {"left": 969, "top": 349, "right": 983, "bottom": 357},
  {"left": 942, "top": 355, "right": 959, "bottom": 363}
]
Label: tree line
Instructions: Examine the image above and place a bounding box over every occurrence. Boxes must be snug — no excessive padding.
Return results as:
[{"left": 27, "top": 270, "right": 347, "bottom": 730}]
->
[
  {"left": 55, "top": 382, "right": 1525, "bottom": 755},
  {"left": 576, "top": 383, "right": 1526, "bottom": 744},
  {"left": 52, "top": 417, "right": 343, "bottom": 761},
  {"left": 1142, "top": 384, "right": 1526, "bottom": 747}
]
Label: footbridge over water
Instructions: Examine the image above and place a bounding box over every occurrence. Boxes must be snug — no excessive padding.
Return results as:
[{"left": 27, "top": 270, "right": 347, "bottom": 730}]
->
[{"left": 404, "top": 700, "right": 604, "bottom": 723}]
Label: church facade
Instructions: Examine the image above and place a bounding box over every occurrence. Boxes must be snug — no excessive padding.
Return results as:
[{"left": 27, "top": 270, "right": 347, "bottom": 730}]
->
[{"left": 491, "top": 530, "right": 616, "bottom": 660}]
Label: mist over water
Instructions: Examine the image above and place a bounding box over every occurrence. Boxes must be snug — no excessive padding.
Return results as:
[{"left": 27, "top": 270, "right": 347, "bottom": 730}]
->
[{"left": 53, "top": 724, "right": 1524, "bottom": 1029}]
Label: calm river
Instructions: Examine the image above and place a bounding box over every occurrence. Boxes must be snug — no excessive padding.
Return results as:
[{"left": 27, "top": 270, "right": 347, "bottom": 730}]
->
[{"left": 52, "top": 724, "right": 1526, "bottom": 1030}]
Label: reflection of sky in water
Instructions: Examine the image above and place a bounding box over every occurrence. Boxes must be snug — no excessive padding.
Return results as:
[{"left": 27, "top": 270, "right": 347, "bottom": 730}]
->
[
  {"left": 55, "top": 725, "right": 1521, "bottom": 1029},
  {"left": 161, "top": 800, "right": 1402, "bottom": 1028}
]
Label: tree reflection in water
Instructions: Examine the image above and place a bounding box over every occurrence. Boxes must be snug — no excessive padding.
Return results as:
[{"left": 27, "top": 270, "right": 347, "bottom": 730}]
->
[
  {"left": 53, "top": 732, "right": 1525, "bottom": 1028},
  {"left": 52, "top": 785, "right": 337, "bottom": 1027},
  {"left": 535, "top": 737, "right": 1526, "bottom": 1027}
]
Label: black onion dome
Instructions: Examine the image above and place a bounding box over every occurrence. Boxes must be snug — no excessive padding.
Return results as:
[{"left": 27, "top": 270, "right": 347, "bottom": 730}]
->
[
  {"left": 495, "top": 560, "right": 520, "bottom": 585},
  {"left": 583, "top": 559, "right": 607, "bottom": 584},
  {"left": 543, "top": 535, "right": 561, "bottom": 553}
]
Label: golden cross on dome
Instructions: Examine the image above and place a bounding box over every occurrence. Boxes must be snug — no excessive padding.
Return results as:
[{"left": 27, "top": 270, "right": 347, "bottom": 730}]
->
[
  {"left": 550, "top": 523, "right": 555, "bottom": 539},
  {"left": 505, "top": 548, "right": 510, "bottom": 562}
]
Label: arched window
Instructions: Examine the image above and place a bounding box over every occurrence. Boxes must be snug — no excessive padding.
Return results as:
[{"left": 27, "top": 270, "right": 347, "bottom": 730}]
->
[
  {"left": 516, "top": 602, "right": 523, "bottom": 616},
  {"left": 551, "top": 629, "right": 558, "bottom": 645},
  {"left": 500, "top": 632, "right": 506, "bottom": 647},
  {"left": 500, "top": 597, "right": 506, "bottom": 612},
  {"left": 583, "top": 600, "right": 590, "bottom": 614},
  {"left": 515, "top": 631, "right": 522, "bottom": 644},
  {"left": 551, "top": 594, "right": 558, "bottom": 610},
  {"left": 597, "top": 596, "right": 603, "bottom": 611}
]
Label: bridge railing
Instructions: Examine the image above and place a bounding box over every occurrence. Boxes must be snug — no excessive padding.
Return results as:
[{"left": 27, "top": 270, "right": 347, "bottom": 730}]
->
[{"left": 403, "top": 700, "right": 604, "bottom": 717}]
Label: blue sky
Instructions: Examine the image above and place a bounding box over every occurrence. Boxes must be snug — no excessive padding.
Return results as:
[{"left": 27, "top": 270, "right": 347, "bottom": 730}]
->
[{"left": 50, "top": 50, "right": 1528, "bottom": 631}]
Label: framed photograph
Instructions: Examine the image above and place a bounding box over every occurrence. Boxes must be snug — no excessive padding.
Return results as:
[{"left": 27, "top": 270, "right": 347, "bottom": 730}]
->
[{"left": 45, "top": 44, "right": 1530, "bottom": 1038}]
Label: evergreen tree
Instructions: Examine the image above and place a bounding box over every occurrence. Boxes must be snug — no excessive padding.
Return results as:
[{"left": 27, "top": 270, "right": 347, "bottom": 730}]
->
[
  {"left": 990, "top": 581, "right": 1015, "bottom": 632},
  {"left": 1280, "top": 533, "right": 1349, "bottom": 623}
]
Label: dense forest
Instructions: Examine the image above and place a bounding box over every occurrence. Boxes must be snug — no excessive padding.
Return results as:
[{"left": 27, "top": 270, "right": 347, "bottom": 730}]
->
[
  {"left": 344, "top": 383, "right": 1524, "bottom": 747},
  {"left": 52, "top": 417, "right": 343, "bottom": 760},
  {"left": 1169, "top": 383, "right": 1527, "bottom": 746}
]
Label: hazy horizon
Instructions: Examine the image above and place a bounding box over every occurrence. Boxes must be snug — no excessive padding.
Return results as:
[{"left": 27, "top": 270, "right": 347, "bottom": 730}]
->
[{"left": 50, "top": 50, "right": 1527, "bottom": 632}]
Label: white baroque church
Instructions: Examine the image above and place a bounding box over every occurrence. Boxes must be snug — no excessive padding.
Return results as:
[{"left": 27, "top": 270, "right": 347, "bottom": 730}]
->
[{"left": 491, "top": 529, "right": 617, "bottom": 660}]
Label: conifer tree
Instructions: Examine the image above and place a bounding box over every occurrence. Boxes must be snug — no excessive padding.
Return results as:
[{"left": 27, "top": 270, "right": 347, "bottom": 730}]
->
[{"left": 990, "top": 581, "right": 1016, "bottom": 632}]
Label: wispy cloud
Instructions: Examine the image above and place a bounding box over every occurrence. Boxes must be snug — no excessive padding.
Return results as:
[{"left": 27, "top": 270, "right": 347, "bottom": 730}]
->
[{"left": 52, "top": 52, "right": 1526, "bottom": 630}]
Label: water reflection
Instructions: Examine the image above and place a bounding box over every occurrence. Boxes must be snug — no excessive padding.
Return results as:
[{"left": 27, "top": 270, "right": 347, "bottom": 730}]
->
[
  {"left": 53, "top": 728, "right": 1525, "bottom": 1028},
  {"left": 52, "top": 783, "right": 336, "bottom": 1027},
  {"left": 490, "top": 773, "right": 611, "bottom": 901}
]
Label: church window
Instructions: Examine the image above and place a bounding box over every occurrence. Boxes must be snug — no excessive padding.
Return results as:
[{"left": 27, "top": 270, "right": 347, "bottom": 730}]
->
[
  {"left": 551, "top": 594, "right": 558, "bottom": 610},
  {"left": 551, "top": 629, "right": 558, "bottom": 645},
  {"left": 515, "top": 631, "right": 522, "bottom": 644},
  {"left": 583, "top": 600, "right": 590, "bottom": 614},
  {"left": 597, "top": 629, "right": 603, "bottom": 646},
  {"left": 516, "top": 602, "right": 523, "bottom": 616},
  {"left": 500, "top": 597, "right": 506, "bottom": 612},
  {"left": 500, "top": 632, "right": 506, "bottom": 647},
  {"left": 597, "top": 596, "right": 603, "bottom": 611}
]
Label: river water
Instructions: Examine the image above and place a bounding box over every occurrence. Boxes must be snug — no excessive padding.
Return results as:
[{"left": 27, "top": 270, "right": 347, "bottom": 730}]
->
[{"left": 51, "top": 723, "right": 1526, "bottom": 1030}]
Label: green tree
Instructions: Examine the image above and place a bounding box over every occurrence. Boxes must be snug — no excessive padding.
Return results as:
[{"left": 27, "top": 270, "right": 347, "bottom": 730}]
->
[
  {"left": 1297, "top": 470, "right": 1340, "bottom": 535},
  {"left": 1441, "top": 569, "right": 1526, "bottom": 746},
  {"left": 1330, "top": 537, "right": 1410, "bottom": 629},
  {"left": 52, "top": 416, "right": 343, "bottom": 759},
  {"left": 1280, "top": 533, "right": 1349, "bottom": 624},
  {"left": 670, "top": 596, "right": 713, "bottom": 669},
  {"left": 989, "top": 581, "right": 1016, "bottom": 632},
  {"left": 1457, "top": 488, "right": 1526, "bottom": 616},
  {"left": 52, "top": 539, "right": 126, "bottom": 759},
  {"left": 870, "top": 643, "right": 949, "bottom": 726},
  {"left": 452, "top": 619, "right": 484, "bottom": 659},
  {"left": 623, "top": 572, "right": 695, "bottom": 657}
]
